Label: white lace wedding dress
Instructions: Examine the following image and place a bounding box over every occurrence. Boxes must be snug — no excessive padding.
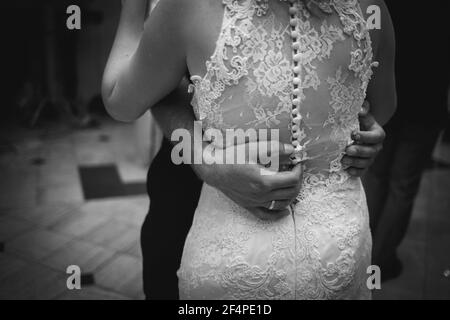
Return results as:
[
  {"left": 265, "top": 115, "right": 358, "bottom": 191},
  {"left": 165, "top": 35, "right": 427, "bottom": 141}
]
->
[{"left": 177, "top": 0, "right": 377, "bottom": 300}]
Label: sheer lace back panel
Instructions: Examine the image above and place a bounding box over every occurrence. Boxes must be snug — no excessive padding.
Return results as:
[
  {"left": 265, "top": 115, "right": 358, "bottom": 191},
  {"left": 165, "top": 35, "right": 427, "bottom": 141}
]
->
[{"left": 189, "top": 0, "right": 378, "bottom": 186}]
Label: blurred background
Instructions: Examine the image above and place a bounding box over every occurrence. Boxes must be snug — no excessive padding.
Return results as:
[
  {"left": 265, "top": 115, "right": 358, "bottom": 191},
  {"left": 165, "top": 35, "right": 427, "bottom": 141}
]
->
[{"left": 0, "top": 0, "right": 449, "bottom": 300}]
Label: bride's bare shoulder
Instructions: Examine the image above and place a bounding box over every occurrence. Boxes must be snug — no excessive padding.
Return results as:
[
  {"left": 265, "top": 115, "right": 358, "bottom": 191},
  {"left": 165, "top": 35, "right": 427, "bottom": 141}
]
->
[
  {"left": 151, "top": 0, "right": 223, "bottom": 21},
  {"left": 149, "top": 0, "right": 191, "bottom": 22},
  {"left": 150, "top": 0, "right": 224, "bottom": 38}
]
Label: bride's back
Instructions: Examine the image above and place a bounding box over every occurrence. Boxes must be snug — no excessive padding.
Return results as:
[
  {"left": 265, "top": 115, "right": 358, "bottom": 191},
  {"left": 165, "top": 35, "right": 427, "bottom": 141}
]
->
[
  {"left": 170, "top": 0, "right": 389, "bottom": 300},
  {"left": 185, "top": 0, "right": 378, "bottom": 185}
]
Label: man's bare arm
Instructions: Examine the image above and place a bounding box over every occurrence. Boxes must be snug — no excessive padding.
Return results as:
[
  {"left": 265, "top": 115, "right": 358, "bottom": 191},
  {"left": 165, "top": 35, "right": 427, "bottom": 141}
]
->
[
  {"left": 343, "top": 101, "right": 386, "bottom": 177},
  {"left": 150, "top": 82, "right": 304, "bottom": 219}
]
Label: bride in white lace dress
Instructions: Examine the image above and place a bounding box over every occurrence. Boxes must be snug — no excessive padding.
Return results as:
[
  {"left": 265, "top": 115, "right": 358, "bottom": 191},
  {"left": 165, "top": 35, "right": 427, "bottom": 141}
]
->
[{"left": 103, "top": 0, "right": 396, "bottom": 299}]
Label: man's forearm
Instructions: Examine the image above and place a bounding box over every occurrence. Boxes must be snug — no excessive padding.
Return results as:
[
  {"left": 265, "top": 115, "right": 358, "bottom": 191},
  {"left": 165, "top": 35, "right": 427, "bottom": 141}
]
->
[
  {"left": 151, "top": 79, "right": 216, "bottom": 182},
  {"left": 151, "top": 78, "right": 196, "bottom": 141}
]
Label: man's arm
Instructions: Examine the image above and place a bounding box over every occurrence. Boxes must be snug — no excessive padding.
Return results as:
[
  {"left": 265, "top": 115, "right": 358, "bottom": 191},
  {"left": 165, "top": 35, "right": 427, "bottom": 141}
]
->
[
  {"left": 364, "top": 0, "right": 397, "bottom": 125},
  {"left": 151, "top": 81, "right": 303, "bottom": 220},
  {"left": 342, "top": 102, "right": 386, "bottom": 177},
  {"left": 341, "top": 0, "right": 396, "bottom": 176}
]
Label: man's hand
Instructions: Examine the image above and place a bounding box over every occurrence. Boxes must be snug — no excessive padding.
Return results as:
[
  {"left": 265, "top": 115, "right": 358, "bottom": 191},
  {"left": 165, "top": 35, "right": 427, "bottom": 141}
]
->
[
  {"left": 193, "top": 141, "right": 303, "bottom": 221},
  {"left": 342, "top": 101, "right": 386, "bottom": 177},
  {"left": 152, "top": 82, "right": 302, "bottom": 221}
]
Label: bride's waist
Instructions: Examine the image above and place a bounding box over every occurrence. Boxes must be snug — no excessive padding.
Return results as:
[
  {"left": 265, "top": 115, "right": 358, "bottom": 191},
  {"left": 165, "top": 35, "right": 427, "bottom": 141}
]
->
[{"left": 197, "top": 173, "right": 363, "bottom": 216}]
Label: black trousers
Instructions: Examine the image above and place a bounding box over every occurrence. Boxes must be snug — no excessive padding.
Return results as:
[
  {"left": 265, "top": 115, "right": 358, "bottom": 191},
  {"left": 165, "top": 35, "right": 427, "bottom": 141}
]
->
[
  {"left": 363, "top": 120, "right": 443, "bottom": 267},
  {"left": 141, "top": 139, "right": 202, "bottom": 300}
]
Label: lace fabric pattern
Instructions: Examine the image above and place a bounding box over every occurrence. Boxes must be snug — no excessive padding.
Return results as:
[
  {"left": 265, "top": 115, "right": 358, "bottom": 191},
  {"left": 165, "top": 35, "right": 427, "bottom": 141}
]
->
[
  {"left": 179, "top": 0, "right": 376, "bottom": 300},
  {"left": 178, "top": 178, "right": 372, "bottom": 300}
]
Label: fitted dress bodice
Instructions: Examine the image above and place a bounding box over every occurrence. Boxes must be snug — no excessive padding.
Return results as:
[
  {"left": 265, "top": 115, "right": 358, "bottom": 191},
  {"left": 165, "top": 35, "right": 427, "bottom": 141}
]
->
[{"left": 189, "top": 0, "right": 378, "bottom": 186}]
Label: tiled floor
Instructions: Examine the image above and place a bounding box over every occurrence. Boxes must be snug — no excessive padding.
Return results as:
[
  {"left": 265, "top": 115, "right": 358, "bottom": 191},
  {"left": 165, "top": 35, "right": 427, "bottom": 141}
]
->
[
  {"left": 0, "top": 120, "right": 148, "bottom": 300},
  {"left": 0, "top": 118, "right": 449, "bottom": 300}
]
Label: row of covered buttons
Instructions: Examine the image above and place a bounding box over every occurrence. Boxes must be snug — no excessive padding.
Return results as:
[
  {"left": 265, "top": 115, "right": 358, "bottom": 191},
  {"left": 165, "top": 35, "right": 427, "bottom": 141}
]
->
[{"left": 288, "top": 0, "right": 304, "bottom": 165}]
